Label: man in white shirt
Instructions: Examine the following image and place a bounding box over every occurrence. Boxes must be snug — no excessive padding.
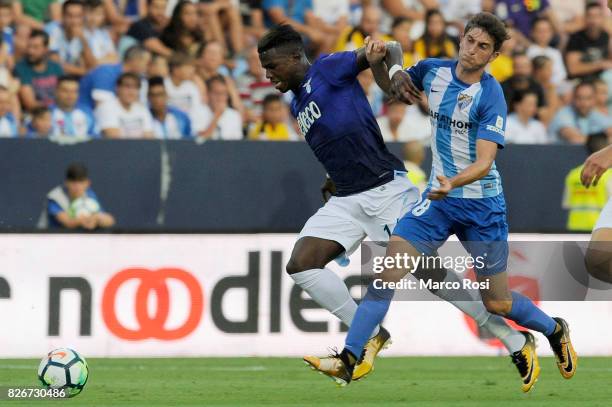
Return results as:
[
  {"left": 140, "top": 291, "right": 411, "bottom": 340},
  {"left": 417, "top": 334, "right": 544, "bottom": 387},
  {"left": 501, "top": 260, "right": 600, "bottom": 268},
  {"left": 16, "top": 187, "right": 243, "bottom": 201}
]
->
[
  {"left": 526, "top": 17, "right": 567, "bottom": 88},
  {"left": 505, "top": 90, "right": 548, "bottom": 144},
  {"left": 199, "top": 75, "right": 242, "bottom": 140},
  {"left": 164, "top": 53, "right": 205, "bottom": 125},
  {"left": 377, "top": 98, "right": 431, "bottom": 144},
  {"left": 95, "top": 72, "right": 154, "bottom": 138}
]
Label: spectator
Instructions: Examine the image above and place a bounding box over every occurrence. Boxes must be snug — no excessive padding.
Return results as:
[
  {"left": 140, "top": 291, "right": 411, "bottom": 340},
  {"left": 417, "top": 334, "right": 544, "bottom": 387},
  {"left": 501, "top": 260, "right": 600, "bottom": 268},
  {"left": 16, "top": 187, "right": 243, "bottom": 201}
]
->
[
  {"left": 357, "top": 69, "right": 384, "bottom": 117},
  {"left": 14, "top": 29, "right": 63, "bottom": 111},
  {"left": 50, "top": 75, "right": 96, "bottom": 138},
  {"left": 148, "top": 76, "right": 192, "bottom": 139},
  {"left": 594, "top": 77, "right": 610, "bottom": 115},
  {"left": 248, "top": 93, "right": 296, "bottom": 140},
  {"left": 94, "top": 72, "right": 154, "bottom": 138},
  {"left": 549, "top": 0, "right": 586, "bottom": 34},
  {"left": 199, "top": 0, "right": 245, "bottom": 55},
  {"left": 403, "top": 140, "right": 426, "bottom": 192},
  {"left": 532, "top": 54, "right": 563, "bottom": 118},
  {"left": 494, "top": 0, "right": 560, "bottom": 40},
  {"left": 565, "top": 2, "right": 611, "bottom": 81},
  {"left": 437, "top": 0, "right": 481, "bottom": 34},
  {"left": 563, "top": 133, "right": 612, "bottom": 232},
  {"left": 377, "top": 97, "right": 431, "bottom": 143},
  {"left": 239, "top": 0, "right": 266, "bottom": 40},
  {"left": 0, "top": 85, "right": 18, "bottom": 137},
  {"left": 390, "top": 17, "right": 414, "bottom": 68},
  {"left": 414, "top": 9, "right": 457, "bottom": 61},
  {"left": 84, "top": 0, "right": 118, "bottom": 64},
  {"left": 165, "top": 52, "right": 206, "bottom": 123},
  {"left": 235, "top": 45, "right": 277, "bottom": 124},
  {"left": 13, "top": 0, "right": 61, "bottom": 30},
  {"left": 262, "top": 0, "right": 327, "bottom": 52},
  {"left": 45, "top": 0, "right": 96, "bottom": 76},
  {"left": 489, "top": 27, "right": 518, "bottom": 83},
  {"left": 101, "top": 0, "right": 144, "bottom": 30},
  {"left": 200, "top": 75, "right": 242, "bottom": 140},
  {"left": 26, "top": 106, "right": 53, "bottom": 137},
  {"left": 505, "top": 90, "right": 548, "bottom": 144},
  {"left": 334, "top": 5, "right": 391, "bottom": 52},
  {"left": 501, "top": 52, "right": 551, "bottom": 122},
  {"left": 127, "top": 0, "right": 171, "bottom": 57},
  {"left": 312, "top": 0, "right": 349, "bottom": 39},
  {"left": 78, "top": 45, "right": 151, "bottom": 109},
  {"left": 526, "top": 17, "right": 567, "bottom": 87},
  {"left": 160, "top": 0, "right": 204, "bottom": 58},
  {"left": 549, "top": 81, "right": 612, "bottom": 144},
  {"left": 42, "top": 162, "right": 115, "bottom": 230},
  {"left": 0, "top": 0, "right": 15, "bottom": 61}
]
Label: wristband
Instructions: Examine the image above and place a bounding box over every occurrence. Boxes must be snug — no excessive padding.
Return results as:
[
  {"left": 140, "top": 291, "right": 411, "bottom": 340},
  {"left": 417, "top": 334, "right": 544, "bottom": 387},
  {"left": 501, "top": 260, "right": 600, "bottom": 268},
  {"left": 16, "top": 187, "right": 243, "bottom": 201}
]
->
[{"left": 388, "top": 64, "right": 403, "bottom": 80}]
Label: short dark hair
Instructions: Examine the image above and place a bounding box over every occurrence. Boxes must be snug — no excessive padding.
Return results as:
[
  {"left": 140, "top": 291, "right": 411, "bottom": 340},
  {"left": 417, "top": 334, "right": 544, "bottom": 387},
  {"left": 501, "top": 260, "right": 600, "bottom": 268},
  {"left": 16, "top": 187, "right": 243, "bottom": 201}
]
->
[
  {"left": 85, "top": 0, "right": 103, "bottom": 9},
  {"left": 62, "top": 0, "right": 84, "bottom": 14},
  {"left": 148, "top": 75, "right": 165, "bottom": 89},
  {"left": 587, "top": 132, "right": 609, "bottom": 155},
  {"left": 257, "top": 24, "right": 304, "bottom": 55},
  {"left": 58, "top": 74, "right": 80, "bottom": 86},
  {"left": 391, "top": 16, "right": 412, "bottom": 30},
  {"left": 31, "top": 106, "right": 50, "bottom": 118},
  {"left": 531, "top": 16, "right": 552, "bottom": 30},
  {"left": 116, "top": 72, "right": 141, "bottom": 87},
  {"left": 532, "top": 54, "right": 551, "bottom": 71},
  {"left": 168, "top": 52, "right": 194, "bottom": 70},
  {"left": 29, "top": 29, "right": 49, "bottom": 47},
  {"left": 464, "top": 12, "right": 509, "bottom": 52},
  {"left": 123, "top": 45, "right": 149, "bottom": 62},
  {"left": 0, "top": 0, "right": 13, "bottom": 10},
  {"left": 263, "top": 93, "right": 282, "bottom": 107},
  {"left": 586, "top": 0, "right": 603, "bottom": 13},
  {"left": 66, "top": 162, "right": 89, "bottom": 181},
  {"left": 512, "top": 89, "right": 538, "bottom": 105},
  {"left": 206, "top": 74, "right": 226, "bottom": 90},
  {"left": 575, "top": 80, "right": 596, "bottom": 94}
]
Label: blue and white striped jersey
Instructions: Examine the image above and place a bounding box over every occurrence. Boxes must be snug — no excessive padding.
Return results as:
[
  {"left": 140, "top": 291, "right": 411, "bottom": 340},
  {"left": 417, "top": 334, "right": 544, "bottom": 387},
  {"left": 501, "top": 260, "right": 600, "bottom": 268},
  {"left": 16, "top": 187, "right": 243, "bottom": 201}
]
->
[{"left": 406, "top": 58, "right": 507, "bottom": 198}]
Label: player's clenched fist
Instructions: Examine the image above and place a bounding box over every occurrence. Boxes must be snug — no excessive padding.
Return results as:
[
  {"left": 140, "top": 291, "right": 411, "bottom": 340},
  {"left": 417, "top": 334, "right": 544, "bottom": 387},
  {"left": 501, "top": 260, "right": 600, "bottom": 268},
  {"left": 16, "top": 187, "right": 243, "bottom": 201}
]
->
[
  {"left": 581, "top": 145, "right": 612, "bottom": 187},
  {"left": 364, "top": 36, "right": 386, "bottom": 64},
  {"left": 389, "top": 70, "right": 421, "bottom": 106}
]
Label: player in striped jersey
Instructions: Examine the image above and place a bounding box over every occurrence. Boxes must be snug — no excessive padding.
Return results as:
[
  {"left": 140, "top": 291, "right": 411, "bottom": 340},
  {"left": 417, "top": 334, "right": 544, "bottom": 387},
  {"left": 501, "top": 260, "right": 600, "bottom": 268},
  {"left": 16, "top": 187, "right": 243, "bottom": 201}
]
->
[{"left": 308, "top": 12, "right": 577, "bottom": 392}]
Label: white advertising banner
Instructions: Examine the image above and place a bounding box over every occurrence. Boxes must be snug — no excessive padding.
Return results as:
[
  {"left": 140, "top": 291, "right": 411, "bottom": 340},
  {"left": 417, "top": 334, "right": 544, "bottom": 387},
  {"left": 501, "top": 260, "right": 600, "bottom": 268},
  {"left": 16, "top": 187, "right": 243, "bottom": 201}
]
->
[{"left": 0, "top": 234, "right": 610, "bottom": 358}]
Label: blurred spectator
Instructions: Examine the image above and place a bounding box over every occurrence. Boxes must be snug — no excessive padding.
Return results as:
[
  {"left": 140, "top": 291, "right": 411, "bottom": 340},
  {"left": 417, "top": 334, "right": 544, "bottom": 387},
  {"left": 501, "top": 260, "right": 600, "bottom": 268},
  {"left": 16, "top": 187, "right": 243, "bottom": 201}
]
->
[
  {"left": 78, "top": 45, "right": 150, "bottom": 109},
  {"left": 50, "top": 75, "right": 96, "bottom": 138},
  {"left": 494, "top": 0, "right": 560, "bottom": 40},
  {"left": 13, "top": 0, "right": 61, "bottom": 30},
  {"left": 0, "top": 0, "right": 14, "bottom": 61},
  {"left": 489, "top": 27, "right": 517, "bottom": 83},
  {"left": 501, "top": 52, "right": 553, "bottom": 123},
  {"left": 0, "top": 85, "right": 18, "bottom": 137},
  {"left": 84, "top": 0, "right": 118, "bottom": 64},
  {"left": 166, "top": 52, "right": 206, "bottom": 118},
  {"left": 239, "top": 0, "right": 266, "bottom": 40},
  {"left": 127, "top": 0, "right": 171, "bottom": 57},
  {"left": 526, "top": 17, "right": 567, "bottom": 87},
  {"left": 403, "top": 140, "right": 426, "bottom": 192},
  {"left": 414, "top": 9, "right": 457, "bottom": 61},
  {"left": 160, "top": 0, "right": 204, "bottom": 58},
  {"left": 437, "top": 0, "right": 481, "bottom": 34},
  {"left": 377, "top": 97, "right": 431, "bottom": 143},
  {"left": 565, "top": 2, "right": 611, "bottom": 81},
  {"left": 42, "top": 162, "right": 115, "bottom": 230},
  {"left": 532, "top": 55, "right": 563, "bottom": 117},
  {"left": 334, "top": 5, "right": 391, "bottom": 52},
  {"left": 199, "top": 0, "right": 245, "bottom": 55},
  {"left": 549, "top": 81, "right": 612, "bottom": 144},
  {"left": 148, "top": 76, "right": 192, "bottom": 139},
  {"left": 94, "top": 72, "right": 154, "bottom": 138},
  {"left": 390, "top": 17, "right": 414, "bottom": 68},
  {"left": 14, "top": 29, "right": 63, "bottom": 111},
  {"left": 200, "top": 75, "right": 242, "bottom": 139},
  {"left": 101, "top": 0, "right": 145, "bottom": 31},
  {"left": 235, "top": 45, "right": 276, "bottom": 123},
  {"left": 26, "top": 106, "right": 53, "bottom": 137},
  {"left": 45, "top": 0, "right": 96, "bottom": 76},
  {"left": 594, "top": 77, "right": 610, "bottom": 115},
  {"left": 372, "top": 0, "right": 436, "bottom": 29},
  {"left": 549, "top": 0, "right": 585, "bottom": 34},
  {"left": 505, "top": 90, "right": 548, "bottom": 144},
  {"left": 312, "top": 0, "right": 349, "bottom": 38},
  {"left": 357, "top": 69, "right": 384, "bottom": 117},
  {"left": 263, "top": 0, "right": 328, "bottom": 52},
  {"left": 563, "top": 133, "right": 611, "bottom": 231},
  {"left": 248, "top": 93, "right": 296, "bottom": 140}
]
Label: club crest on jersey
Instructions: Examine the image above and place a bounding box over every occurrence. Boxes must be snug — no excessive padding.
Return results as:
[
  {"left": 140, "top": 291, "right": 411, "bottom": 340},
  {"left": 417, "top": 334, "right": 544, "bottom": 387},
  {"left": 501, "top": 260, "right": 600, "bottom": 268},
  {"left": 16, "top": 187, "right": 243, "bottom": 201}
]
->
[
  {"left": 457, "top": 93, "right": 473, "bottom": 111},
  {"left": 303, "top": 78, "right": 312, "bottom": 94}
]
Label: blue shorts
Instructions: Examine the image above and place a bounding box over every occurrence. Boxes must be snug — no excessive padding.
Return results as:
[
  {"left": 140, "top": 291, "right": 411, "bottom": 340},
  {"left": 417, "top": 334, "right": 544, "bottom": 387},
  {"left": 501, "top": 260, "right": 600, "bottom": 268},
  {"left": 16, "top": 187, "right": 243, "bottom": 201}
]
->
[{"left": 392, "top": 192, "right": 509, "bottom": 275}]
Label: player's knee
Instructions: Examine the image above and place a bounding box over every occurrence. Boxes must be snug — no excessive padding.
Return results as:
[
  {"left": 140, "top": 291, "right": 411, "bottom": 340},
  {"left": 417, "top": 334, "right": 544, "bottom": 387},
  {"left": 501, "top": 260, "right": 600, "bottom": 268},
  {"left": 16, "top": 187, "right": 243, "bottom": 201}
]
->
[
  {"left": 585, "top": 247, "right": 612, "bottom": 283},
  {"left": 482, "top": 298, "right": 512, "bottom": 316},
  {"left": 286, "top": 255, "right": 324, "bottom": 275}
]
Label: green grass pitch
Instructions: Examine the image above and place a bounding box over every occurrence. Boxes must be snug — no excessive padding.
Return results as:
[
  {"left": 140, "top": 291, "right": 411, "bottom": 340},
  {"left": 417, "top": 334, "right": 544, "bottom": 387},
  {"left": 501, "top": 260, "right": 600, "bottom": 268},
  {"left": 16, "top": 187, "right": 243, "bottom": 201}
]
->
[{"left": 0, "top": 357, "right": 610, "bottom": 406}]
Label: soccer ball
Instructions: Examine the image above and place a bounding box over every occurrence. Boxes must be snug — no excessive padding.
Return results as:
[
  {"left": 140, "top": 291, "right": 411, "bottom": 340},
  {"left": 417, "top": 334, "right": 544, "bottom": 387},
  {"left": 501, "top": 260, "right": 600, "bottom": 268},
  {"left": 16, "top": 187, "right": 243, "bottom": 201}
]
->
[
  {"left": 68, "top": 197, "right": 100, "bottom": 218},
  {"left": 37, "top": 348, "right": 89, "bottom": 397}
]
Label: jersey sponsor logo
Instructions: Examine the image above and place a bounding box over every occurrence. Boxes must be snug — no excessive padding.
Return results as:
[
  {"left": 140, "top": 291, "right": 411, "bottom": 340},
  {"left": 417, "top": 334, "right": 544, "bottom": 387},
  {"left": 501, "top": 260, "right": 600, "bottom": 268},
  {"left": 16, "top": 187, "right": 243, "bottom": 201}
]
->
[
  {"left": 457, "top": 93, "right": 473, "bottom": 111},
  {"left": 297, "top": 101, "right": 322, "bottom": 136},
  {"left": 429, "top": 109, "right": 473, "bottom": 131}
]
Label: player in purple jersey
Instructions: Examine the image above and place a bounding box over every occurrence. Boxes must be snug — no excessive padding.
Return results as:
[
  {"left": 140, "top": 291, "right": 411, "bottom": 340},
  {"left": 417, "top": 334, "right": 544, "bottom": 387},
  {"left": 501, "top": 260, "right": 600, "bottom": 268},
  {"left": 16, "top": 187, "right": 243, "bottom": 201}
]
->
[{"left": 258, "top": 24, "right": 527, "bottom": 381}]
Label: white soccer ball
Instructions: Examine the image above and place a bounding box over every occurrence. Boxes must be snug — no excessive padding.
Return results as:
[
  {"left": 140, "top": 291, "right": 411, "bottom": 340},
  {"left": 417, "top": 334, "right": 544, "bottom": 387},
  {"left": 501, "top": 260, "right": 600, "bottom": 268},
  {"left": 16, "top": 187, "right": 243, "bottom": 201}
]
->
[
  {"left": 37, "top": 348, "right": 89, "bottom": 397},
  {"left": 68, "top": 197, "right": 100, "bottom": 218}
]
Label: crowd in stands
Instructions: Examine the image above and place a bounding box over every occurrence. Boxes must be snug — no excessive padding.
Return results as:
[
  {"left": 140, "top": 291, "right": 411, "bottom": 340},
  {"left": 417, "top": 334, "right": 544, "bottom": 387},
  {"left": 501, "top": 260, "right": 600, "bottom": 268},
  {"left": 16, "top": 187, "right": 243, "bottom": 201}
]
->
[{"left": 0, "top": 0, "right": 609, "bottom": 144}]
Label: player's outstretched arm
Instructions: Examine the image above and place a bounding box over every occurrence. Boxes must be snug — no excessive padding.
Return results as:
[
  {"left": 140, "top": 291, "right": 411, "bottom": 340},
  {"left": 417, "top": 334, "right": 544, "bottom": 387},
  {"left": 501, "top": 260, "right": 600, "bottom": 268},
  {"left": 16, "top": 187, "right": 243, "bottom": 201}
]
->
[
  {"left": 428, "top": 139, "right": 498, "bottom": 200},
  {"left": 581, "top": 144, "right": 612, "bottom": 188}
]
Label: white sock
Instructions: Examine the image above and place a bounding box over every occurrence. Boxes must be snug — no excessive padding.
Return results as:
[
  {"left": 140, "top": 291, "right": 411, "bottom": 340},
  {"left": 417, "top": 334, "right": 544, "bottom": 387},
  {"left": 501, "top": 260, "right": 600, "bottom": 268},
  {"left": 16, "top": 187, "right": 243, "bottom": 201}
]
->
[
  {"left": 290, "top": 268, "right": 380, "bottom": 336},
  {"left": 431, "top": 270, "right": 526, "bottom": 354}
]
